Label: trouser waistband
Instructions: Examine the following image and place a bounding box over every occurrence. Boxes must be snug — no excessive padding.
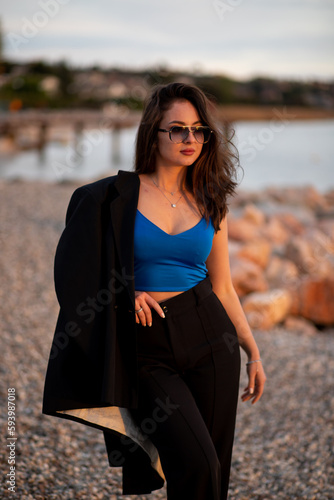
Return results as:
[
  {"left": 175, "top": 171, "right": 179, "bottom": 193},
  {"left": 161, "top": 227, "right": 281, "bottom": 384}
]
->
[{"left": 157, "top": 276, "right": 212, "bottom": 315}]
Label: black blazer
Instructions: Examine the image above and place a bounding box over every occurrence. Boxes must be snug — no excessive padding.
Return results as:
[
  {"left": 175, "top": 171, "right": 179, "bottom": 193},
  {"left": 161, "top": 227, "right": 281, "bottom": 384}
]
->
[{"left": 42, "top": 170, "right": 165, "bottom": 494}]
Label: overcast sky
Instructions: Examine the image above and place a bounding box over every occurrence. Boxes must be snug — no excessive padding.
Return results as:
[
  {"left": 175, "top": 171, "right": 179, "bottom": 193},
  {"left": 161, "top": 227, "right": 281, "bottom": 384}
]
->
[{"left": 2, "top": 0, "right": 334, "bottom": 81}]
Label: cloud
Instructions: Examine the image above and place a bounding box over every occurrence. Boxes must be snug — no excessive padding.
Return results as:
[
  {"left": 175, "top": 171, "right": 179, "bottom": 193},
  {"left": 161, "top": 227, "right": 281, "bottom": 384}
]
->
[{"left": 2, "top": 0, "right": 334, "bottom": 79}]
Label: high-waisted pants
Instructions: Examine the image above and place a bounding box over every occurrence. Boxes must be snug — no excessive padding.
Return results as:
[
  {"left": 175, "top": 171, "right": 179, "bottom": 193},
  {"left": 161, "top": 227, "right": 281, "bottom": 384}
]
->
[{"left": 131, "top": 276, "right": 241, "bottom": 500}]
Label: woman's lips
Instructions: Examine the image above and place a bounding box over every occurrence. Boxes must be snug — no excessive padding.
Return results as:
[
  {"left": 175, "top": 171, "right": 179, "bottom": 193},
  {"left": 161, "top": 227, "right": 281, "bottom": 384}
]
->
[{"left": 180, "top": 149, "right": 195, "bottom": 155}]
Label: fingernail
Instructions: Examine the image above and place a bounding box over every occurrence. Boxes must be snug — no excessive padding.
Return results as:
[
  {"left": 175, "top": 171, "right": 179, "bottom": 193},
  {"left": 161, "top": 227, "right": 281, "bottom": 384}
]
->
[
  {"left": 249, "top": 388, "right": 254, "bottom": 394},
  {"left": 161, "top": 312, "right": 165, "bottom": 318},
  {"left": 148, "top": 322, "right": 152, "bottom": 327}
]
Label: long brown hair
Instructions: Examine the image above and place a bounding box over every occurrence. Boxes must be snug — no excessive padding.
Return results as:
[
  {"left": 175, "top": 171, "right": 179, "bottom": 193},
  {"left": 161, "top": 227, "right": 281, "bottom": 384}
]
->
[{"left": 134, "top": 82, "right": 240, "bottom": 231}]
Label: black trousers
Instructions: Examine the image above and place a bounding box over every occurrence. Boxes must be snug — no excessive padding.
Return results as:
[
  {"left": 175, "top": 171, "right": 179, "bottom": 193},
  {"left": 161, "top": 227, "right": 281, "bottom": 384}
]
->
[{"left": 131, "top": 276, "right": 241, "bottom": 500}]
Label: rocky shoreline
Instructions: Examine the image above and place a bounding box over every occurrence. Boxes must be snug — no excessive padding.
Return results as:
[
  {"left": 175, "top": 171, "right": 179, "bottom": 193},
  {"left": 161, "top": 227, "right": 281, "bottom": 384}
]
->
[
  {"left": 0, "top": 178, "right": 333, "bottom": 499},
  {"left": 228, "top": 185, "right": 334, "bottom": 333}
]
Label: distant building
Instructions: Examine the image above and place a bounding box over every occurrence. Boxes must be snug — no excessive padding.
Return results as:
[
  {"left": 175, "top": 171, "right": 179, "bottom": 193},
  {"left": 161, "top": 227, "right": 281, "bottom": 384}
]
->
[
  {"left": 0, "top": 18, "right": 3, "bottom": 62},
  {"left": 108, "top": 82, "right": 128, "bottom": 98},
  {"left": 40, "top": 76, "right": 60, "bottom": 96}
]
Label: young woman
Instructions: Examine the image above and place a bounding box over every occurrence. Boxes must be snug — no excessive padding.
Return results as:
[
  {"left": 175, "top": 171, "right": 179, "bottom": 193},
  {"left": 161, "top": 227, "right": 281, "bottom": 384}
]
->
[{"left": 43, "top": 83, "right": 266, "bottom": 500}]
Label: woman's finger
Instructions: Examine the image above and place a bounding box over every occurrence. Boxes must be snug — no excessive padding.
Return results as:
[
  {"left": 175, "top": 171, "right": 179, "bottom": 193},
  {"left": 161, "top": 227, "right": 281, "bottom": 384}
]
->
[
  {"left": 135, "top": 291, "right": 165, "bottom": 327},
  {"left": 241, "top": 363, "right": 266, "bottom": 404},
  {"left": 135, "top": 291, "right": 166, "bottom": 326},
  {"left": 251, "top": 371, "right": 266, "bottom": 404},
  {"left": 247, "top": 364, "right": 257, "bottom": 395},
  {"left": 135, "top": 300, "right": 151, "bottom": 327},
  {"left": 144, "top": 294, "right": 166, "bottom": 319}
]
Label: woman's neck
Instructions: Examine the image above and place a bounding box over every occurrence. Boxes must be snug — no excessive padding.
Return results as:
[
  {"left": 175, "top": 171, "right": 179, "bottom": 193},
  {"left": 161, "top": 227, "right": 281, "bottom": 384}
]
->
[{"left": 150, "top": 167, "right": 187, "bottom": 193}]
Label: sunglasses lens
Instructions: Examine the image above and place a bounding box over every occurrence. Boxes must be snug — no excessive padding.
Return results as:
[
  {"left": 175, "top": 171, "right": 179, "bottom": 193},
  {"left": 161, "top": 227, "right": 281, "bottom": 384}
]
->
[
  {"left": 194, "top": 127, "right": 211, "bottom": 144},
  {"left": 170, "top": 127, "right": 187, "bottom": 143},
  {"left": 169, "top": 126, "right": 212, "bottom": 144}
]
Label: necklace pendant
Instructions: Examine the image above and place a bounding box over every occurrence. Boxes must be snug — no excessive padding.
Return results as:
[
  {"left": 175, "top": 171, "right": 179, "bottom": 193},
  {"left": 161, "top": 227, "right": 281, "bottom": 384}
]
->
[{"left": 171, "top": 203, "right": 176, "bottom": 208}]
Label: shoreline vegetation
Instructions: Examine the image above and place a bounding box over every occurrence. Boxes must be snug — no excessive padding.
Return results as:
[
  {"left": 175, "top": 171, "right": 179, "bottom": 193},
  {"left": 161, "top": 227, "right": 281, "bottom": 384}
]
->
[
  {"left": 2, "top": 60, "right": 333, "bottom": 155},
  {"left": 1, "top": 59, "right": 333, "bottom": 112}
]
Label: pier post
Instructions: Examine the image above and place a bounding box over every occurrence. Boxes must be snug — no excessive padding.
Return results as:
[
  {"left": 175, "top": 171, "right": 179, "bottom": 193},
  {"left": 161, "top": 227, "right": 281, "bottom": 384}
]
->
[
  {"left": 37, "top": 121, "right": 48, "bottom": 151},
  {"left": 111, "top": 124, "right": 121, "bottom": 165},
  {"left": 74, "top": 120, "right": 84, "bottom": 149}
]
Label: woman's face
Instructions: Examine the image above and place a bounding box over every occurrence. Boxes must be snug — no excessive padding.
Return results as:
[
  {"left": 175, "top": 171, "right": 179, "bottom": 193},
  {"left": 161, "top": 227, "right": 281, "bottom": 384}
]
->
[{"left": 155, "top": 99, "right": 204, "bottom": 169}]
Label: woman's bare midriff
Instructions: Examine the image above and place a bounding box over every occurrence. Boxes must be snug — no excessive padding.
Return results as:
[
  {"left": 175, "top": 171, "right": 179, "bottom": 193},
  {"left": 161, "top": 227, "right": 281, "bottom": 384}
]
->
[{"left": 145, "top": 290, "right": 185, "bottom": 304}]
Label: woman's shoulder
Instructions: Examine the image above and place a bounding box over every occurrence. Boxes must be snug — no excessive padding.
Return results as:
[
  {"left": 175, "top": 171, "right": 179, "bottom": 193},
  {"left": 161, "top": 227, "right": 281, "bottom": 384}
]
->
[{"left": 72, "top": 170, "right": 139, "bottom": 204}]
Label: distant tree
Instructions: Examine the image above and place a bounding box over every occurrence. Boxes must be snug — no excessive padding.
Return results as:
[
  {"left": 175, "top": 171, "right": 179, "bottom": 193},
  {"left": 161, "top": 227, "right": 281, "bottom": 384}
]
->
[
  {"left": 52, "top": 60, "right": 73, "bottom": 99},
  {"left": 91, "top": 64, "right": 103, "bottom": 72},
  {"left": 0, "top": 57, "right": 331, "bottom": 110},
  {"left": 194, "top": 75, "right": 236, "bottom": 104},
  {"left": 0, "top": 17, "right": 3, "bottom": 63},
  {"left": 28, "top": 60, "right": 54, "bottom": 75},
  {"left": 0, "top": 75, "right": 48, "bottom": 108},
  {"left": 145, "top": 68, "right": 179, "bottom": 87},
  {"left": 281, "top": 82, "right": 306, "bottom": 106},
  {"left": 0, "top": 59, "right": 16, "bottom": 74}
]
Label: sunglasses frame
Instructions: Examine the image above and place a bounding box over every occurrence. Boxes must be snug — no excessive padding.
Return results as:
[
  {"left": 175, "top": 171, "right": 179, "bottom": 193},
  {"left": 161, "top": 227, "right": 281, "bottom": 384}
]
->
[{"left": 158, "top": 125, "right": 213, "bottom": 144}]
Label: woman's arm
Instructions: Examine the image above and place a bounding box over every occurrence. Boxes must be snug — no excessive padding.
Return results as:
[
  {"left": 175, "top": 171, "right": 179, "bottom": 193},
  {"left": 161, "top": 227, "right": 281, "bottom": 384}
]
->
[{"left": 206, "top": 216, "right": 266, "bottom": 404}]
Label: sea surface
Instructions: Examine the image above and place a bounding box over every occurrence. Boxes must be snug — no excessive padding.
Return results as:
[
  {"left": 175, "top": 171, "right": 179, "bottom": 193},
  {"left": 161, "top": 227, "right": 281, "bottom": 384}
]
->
[{"left": 0, "top": 119, "right": 333, "bottom": 192}]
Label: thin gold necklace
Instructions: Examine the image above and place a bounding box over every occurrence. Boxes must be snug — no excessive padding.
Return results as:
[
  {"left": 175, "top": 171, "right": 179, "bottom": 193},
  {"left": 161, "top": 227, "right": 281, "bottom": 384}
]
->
[{"left": 152, "top": 178, "right": 183, "bottom": 208}]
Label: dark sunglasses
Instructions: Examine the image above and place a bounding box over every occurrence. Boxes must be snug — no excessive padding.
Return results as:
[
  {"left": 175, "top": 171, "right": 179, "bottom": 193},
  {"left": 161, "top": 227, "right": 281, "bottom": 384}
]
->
[{"left": 158, "top": 125, "right": 213, "bottom": 144}]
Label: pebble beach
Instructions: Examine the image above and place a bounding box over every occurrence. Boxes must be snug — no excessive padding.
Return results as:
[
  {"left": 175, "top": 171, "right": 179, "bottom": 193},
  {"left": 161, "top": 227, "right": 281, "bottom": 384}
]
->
[{"left": 1, "top": 178, "right": 333, "bottom": 499}]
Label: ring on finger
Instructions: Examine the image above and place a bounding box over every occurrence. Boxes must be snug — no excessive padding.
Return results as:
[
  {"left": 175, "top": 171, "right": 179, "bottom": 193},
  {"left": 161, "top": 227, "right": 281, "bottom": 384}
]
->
[{"left": 135, "top": 307, "right": 143, "bottom": 313}]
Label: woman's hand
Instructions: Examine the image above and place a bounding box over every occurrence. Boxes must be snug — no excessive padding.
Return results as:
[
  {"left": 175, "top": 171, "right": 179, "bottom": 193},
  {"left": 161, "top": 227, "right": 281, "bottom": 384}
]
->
[
  {"left": 241, "top": 360, "right": 266, "bottom": 405},
  {"left": 135, "top": 291, "right": 165, "bottom": 327}
]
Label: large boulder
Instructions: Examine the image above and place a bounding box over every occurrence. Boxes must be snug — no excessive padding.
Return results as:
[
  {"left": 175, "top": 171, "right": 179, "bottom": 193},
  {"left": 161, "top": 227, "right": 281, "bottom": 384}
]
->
[
  {"left": 243, "top": 203, "right": 266, "bottom": 226},
  {"left": 266, "top": 256, "right": 299, "bottom": 288},
  {"left": 230, "top": 256, "right": 268, "bottom": 297},
  {"left": 228, "top": 216, "right": 261, "bottom": 242},
  {"left": 261, "top": 216, "right": 290, "bottom": 245},
  {"left": 284, "top": 315, "right": 318, "bottom": 335},
  {"left": 264, "top": 186, "right": 328, "bottom": 212},
  {"left": 228, "top": 203, "right": 266, "bottom": 243},
  {"left": 318, "top": 219, "right": 334, "bottom": 244},
  {"left": 285, "top": 229, "right": 334, "bottom": 276},
  {"left": 242, "top": 289, "right": 293, "bottom": 330},
  {"left": 237, "top": 238, "right": 272, "bottom": 269},
  {"left": 274, "top": 212, "right": 306, "bottom": 236},
  {"left": 290, "top": 278, "right": 334, "bottom": 326}
]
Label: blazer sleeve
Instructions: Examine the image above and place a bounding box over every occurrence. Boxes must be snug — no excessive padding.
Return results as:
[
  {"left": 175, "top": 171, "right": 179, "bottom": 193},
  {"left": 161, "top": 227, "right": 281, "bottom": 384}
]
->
[
  {"left": 43, "top": 186, "right": 108, "bottom": 413},
  {"left": 54, "top": 186, "right": 102, "bottom": 312}
]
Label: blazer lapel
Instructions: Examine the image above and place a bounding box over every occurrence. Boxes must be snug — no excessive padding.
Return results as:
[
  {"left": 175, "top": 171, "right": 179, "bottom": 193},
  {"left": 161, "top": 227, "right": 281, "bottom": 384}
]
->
[{"left": 109, "top": 170, "right": 140, "bottom": 309}]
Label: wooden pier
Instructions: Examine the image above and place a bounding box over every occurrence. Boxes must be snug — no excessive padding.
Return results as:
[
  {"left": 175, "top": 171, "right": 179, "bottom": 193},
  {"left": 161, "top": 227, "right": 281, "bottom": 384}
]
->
[{"left": 0, "top": 109, "right": 142, "bottom": 152}]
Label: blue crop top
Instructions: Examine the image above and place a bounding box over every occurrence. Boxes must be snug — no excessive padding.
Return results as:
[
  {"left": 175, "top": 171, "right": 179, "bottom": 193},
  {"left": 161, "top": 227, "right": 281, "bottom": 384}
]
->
[{"left": 134, "top": 210, "right": 215, "bottom": 291}]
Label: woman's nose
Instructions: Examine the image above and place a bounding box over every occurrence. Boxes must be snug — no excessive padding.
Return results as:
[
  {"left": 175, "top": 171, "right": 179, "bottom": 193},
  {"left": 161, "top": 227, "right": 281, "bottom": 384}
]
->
[{"left": 184, "top": 129, "right": 196, "bottom": 143}]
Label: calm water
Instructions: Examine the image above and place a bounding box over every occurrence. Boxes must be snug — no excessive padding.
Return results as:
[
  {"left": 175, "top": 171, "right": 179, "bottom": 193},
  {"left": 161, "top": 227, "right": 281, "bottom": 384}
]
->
[{"left": 0, "top": 119, "right": 333, "bottom": 192}]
